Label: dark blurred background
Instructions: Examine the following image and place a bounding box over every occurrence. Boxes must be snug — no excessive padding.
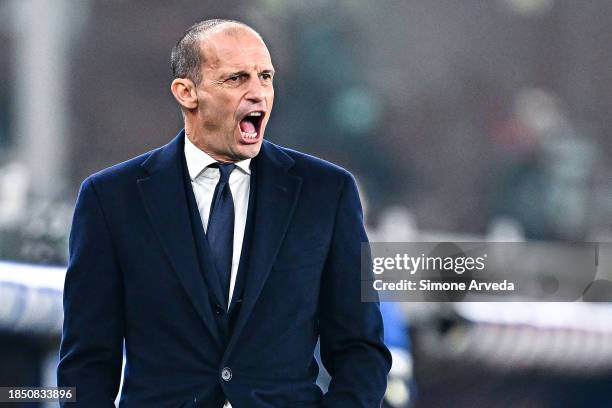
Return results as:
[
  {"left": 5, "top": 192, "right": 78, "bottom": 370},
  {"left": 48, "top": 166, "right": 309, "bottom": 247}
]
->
[{"left": 2, "top": 0, "right": 612, "bottom": 407}]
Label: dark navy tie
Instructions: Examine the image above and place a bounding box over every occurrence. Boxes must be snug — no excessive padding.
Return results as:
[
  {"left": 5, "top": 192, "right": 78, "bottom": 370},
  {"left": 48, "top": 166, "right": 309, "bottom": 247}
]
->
[{"left": 206, "top": 163, "right": 236, "bottom": 305}]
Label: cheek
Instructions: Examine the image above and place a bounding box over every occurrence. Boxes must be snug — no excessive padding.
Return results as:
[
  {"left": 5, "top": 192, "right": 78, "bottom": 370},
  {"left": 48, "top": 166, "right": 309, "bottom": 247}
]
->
[
  {"left": 198, "top": 97, "right": 219, "bottom": 119},
  {"left": 201, "top": 92, "right": 233, "bottom": 114},
  {"left": 268, "top": 93, "right": 275, "bottom": 118},
  {"left": 265, "top": 91, "right": 274, "bottom": 114}
]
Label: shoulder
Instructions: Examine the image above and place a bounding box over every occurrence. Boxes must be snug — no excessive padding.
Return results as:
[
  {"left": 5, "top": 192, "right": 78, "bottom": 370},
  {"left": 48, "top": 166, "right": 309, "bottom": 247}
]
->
[
  {"left": 264, "top": 140, "right": 354, "bottom": 186},
  {"left": 80, "top": 147, "right": 158, "bottom": 194}
]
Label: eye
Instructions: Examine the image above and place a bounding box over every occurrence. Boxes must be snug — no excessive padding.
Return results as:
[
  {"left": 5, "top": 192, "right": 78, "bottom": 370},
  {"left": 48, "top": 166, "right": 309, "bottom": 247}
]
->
[
  {"left": 227, "top": 74, "right": 246, "bottom": 83},
  {"left": 260, "top": 73, "right": 273, "bottom": 81}
]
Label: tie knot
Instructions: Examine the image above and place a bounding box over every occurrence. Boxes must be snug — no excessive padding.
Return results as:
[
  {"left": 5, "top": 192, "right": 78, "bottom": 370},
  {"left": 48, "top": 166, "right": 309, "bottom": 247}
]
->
[{"left": 211, "top": 162, "right": 236, "bottom": 184}]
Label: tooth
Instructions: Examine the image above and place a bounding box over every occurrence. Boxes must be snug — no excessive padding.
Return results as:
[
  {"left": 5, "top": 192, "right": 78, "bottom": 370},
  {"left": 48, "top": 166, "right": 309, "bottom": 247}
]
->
[
  {"left": 241, "top": 131, "right": 257, "bottom": 138},
  {"left": 247, "top": 112, "right": 262, "bottom": 117}
]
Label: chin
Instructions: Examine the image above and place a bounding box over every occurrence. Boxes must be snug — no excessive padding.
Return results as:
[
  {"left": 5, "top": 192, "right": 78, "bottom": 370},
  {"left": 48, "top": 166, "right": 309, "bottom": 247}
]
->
[
  {"left": 243, "top": 143, "right": 263, "bottom": 158},
  {"left": 232, "top": 142, "right": 262, "bottom": 161}
]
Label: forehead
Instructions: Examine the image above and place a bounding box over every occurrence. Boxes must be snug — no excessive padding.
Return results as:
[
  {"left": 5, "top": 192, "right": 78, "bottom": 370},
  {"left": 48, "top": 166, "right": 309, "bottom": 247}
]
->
[{"left": 200, "top": 28, "right": 273, "bottom": 72}]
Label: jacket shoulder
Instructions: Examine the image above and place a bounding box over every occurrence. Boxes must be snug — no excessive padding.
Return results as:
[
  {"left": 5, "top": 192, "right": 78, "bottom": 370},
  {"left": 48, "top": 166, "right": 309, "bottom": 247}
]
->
[
  {"left": 81, "top": 147, "right": 159, "bottom": 191},
  {"left": 273, "top": 143, "right": 353, "bottom": 184}
]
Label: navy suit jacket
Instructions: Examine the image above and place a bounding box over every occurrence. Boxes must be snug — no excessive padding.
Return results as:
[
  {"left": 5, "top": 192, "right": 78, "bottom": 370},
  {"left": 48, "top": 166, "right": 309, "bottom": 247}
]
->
[{"left": 58, "top": 131, "right": 391, "bottom": 407}]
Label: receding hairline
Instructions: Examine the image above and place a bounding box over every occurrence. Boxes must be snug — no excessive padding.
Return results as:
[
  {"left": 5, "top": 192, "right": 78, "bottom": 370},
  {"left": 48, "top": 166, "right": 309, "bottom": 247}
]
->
[
  {"left": 196, "top": 22, "right": 267, "bottom": 62},
  {"left": 171, "top": 19, "right": 267, "bottom": 85},
  {"left": 202, "top": 21, "right": 263, "bottom": 39}
]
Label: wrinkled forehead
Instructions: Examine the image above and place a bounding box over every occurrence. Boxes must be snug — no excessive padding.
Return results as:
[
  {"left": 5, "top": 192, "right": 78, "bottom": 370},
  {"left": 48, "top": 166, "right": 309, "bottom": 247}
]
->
[{"left": 199, "top": 26, "right": 273, "bottom": 72}]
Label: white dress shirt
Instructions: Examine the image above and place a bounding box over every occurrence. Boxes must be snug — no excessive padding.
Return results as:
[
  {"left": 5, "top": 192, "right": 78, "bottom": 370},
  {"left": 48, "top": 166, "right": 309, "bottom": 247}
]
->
[
  {"left": 184, "top": 136, "right": 251, "bottom": 308},
  {"left": 185, "top": 137, "right": 250, "bottom": 408}
]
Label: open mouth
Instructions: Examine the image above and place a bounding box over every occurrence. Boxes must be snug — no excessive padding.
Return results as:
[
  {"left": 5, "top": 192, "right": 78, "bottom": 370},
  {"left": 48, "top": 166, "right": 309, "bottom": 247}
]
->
[{"left": 239, "top": 111, "right": 264, "bottom": 142}]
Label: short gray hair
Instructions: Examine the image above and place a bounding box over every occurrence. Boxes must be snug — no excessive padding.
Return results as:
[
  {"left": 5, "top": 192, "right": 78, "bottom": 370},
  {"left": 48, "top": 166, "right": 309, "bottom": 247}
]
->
[{"left": 170, "top": 19, "right": 257, "bottom": 84}]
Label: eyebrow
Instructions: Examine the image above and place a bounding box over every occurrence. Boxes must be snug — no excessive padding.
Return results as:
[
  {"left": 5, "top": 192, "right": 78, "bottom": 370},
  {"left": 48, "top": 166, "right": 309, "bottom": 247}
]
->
[
  {"left": 224, "top": 68, "right": 275, "bottom": 78},
  {"left": 226, "top": 70, "right": 248, "bottom": 78}
]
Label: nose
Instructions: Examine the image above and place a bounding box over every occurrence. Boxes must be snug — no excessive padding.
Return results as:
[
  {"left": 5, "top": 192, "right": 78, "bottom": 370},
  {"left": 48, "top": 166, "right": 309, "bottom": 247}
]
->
[{"left": 245, "top": 76, "right": 267, "bottom": 103}]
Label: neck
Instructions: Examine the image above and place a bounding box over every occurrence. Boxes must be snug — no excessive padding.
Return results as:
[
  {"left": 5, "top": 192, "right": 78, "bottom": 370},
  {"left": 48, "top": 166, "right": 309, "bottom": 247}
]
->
[{"left": 185, "top": 128, "right": 239, "bottom": 164}]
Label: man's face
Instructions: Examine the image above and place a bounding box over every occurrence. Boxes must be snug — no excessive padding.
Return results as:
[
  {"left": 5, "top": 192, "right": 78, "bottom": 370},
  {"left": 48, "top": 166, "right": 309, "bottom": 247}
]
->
[{"left": 191, "top": 28, "right": 275, "bottom": 163}]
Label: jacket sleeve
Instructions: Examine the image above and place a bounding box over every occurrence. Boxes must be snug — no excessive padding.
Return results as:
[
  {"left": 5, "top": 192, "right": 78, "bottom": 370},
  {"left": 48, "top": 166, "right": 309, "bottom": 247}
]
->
[
  {"left": 319, "top": 173, "right": 392, "bottom": 408},
  {"left": 57, "top": 177, "right": 125, "bottom": 407}
]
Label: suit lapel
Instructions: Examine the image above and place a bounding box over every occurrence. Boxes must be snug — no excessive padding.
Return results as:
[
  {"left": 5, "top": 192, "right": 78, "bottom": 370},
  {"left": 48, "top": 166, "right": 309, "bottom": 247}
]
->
[
  {"left": 136, "top": 131, "right": 223, "bottom": 349},
  {"left": 225, "top": 140, "right": 302, "bottom": 357}
]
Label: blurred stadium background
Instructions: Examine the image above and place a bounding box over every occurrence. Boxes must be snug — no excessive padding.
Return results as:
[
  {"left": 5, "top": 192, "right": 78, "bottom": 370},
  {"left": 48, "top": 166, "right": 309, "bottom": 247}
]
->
[{"left": 2, "top": 0, "right": 612, "bottom": 406}]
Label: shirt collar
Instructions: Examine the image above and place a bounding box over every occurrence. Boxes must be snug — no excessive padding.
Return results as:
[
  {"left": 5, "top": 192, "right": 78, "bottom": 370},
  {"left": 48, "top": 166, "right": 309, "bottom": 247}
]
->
[{"left": 184, "top": 135, "right": 251, "bottom": 180}]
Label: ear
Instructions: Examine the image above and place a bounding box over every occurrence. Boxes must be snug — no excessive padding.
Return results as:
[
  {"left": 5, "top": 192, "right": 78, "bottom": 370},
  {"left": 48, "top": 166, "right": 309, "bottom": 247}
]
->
[{"left": 170, "top": 78, "right": 198, "bottom": 110}]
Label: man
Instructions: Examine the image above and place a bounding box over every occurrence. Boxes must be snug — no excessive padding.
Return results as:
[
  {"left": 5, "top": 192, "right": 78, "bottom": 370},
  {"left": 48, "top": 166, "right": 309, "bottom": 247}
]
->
[{"left": 58, "top": 19, "right": 391, "bottom": 407}]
